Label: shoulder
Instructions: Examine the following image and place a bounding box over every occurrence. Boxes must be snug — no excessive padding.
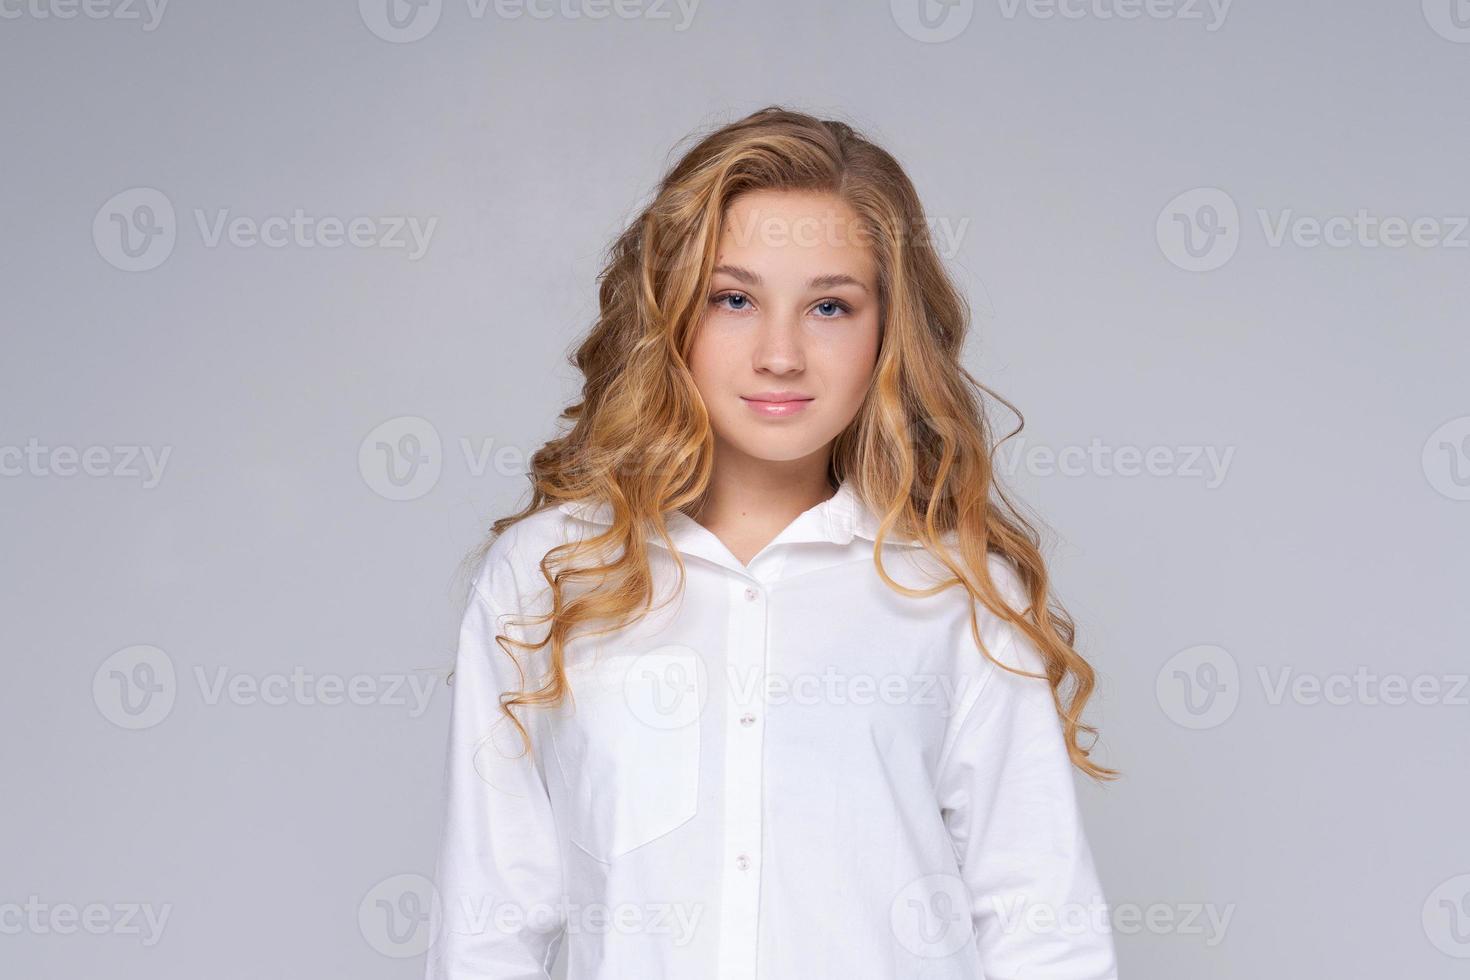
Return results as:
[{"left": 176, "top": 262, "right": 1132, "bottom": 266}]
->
[
  {"left": 978, "top": 553, "right": 1050, "bottom": 676},
  {"left": 469, "top": 502, "right": 581, "bottom": 609},
  {"left": 904, "top": 535, "right": 1030, "bottom": 611},
  {"left": 982, "top": 551, "right": 1030, "bottom": 614},
  {"left": 921, "top": 546, "right": 1045, "bottom": 677}
]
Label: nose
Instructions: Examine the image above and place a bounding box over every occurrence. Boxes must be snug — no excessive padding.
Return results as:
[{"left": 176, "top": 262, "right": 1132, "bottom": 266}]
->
[{"left": 752, "top": 308, "right": 805, "bottom": 376}]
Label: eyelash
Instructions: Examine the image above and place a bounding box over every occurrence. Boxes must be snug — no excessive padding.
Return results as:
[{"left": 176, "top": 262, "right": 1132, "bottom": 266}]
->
[{"left": 708, "top": 290, "right": 852, "bottom": 319}]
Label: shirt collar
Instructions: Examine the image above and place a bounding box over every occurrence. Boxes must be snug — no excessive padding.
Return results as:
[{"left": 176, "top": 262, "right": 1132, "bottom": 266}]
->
[{"left": 556, "top": 476, "right": 924, "bottom": 566}]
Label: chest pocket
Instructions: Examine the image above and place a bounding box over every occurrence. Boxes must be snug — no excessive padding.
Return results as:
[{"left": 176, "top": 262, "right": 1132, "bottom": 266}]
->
[{"left": 550, "top": 644, "right": 705, "bottom": 862}]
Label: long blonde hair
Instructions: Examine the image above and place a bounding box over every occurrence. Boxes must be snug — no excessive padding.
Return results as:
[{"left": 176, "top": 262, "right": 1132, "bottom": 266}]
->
[{"left": 471, "top": 105, "right": 1117, "bottom": 782}]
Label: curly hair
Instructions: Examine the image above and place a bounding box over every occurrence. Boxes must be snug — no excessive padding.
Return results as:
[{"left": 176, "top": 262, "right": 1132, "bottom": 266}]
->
[{"left": 467, "top": 104, "right": 1117, "bottom": 782}]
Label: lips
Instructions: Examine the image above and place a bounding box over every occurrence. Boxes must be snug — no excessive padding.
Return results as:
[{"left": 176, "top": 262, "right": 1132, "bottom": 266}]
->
[
  {"left": 743, "top": 391, "right": 813, "bottom": 403},
  {"left": 740, "top": 392, "right": 813, "bottom": 418}
]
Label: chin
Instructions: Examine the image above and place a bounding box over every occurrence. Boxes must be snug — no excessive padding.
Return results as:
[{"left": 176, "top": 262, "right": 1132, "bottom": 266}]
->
[{"left": 729, "top": 436, "right": 824, "bottom": 464}]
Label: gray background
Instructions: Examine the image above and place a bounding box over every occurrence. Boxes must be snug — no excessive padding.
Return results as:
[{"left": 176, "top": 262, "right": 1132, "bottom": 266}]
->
[{"left": 3, "top": 0, "right": 1468, "bottom": 977}]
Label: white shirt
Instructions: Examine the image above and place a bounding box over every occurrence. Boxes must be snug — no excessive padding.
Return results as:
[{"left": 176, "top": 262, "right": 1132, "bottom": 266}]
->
[{"left": 425, "top": 478, "right": 1118, "bottom": 980}]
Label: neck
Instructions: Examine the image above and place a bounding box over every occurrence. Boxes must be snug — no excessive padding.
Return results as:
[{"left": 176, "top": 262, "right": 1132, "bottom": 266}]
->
[{"left": 687, "top": 448, "right": 836, "bottom": 531}]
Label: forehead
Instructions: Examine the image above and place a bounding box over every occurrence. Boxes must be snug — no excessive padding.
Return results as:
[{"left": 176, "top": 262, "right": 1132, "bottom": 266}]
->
[{"left": 715, "top": 189, "right": 875, "bottom": 279}]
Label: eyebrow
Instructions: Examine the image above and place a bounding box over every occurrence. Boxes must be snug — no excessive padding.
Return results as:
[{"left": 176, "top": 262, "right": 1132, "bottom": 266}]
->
[{"left": 712, "top": 264, "right": 870, "bottom": 294}]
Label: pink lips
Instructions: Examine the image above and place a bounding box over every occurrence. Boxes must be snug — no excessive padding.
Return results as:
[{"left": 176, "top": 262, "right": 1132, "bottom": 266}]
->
[{"left": 741, "top": 392, "right": 814, "bottom": 418}]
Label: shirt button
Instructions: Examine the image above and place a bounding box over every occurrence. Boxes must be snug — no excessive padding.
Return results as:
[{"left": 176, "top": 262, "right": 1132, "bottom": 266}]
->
[
  {"left": 735, "top": 853, "right": 752, "bottom": 871},
  {"left": 739, "top": 712, "right": 756, "bottom": 727},
  {"left": 743, "top": 586, "right": 758, "bottom": 601}
]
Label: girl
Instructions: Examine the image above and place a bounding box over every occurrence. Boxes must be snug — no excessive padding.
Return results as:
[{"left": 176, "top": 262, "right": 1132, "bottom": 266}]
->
[{"left": 426, "top": 106, "right": 1119, "bottom": 980}]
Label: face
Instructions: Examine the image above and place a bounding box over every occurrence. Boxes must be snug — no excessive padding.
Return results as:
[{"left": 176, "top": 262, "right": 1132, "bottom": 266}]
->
[{"left": 688, "top": 189, "right": 881, "bottom": 472}]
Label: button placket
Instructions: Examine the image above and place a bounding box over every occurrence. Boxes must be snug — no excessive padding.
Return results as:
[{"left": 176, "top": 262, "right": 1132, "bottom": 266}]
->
[{"left": 717, "top": 573, "right": 768, "bottom": 980}]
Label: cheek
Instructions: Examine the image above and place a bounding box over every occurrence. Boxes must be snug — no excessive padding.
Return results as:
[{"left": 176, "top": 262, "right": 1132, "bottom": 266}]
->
[
  {"left": 688, "top": 318, "right": 755, "bottom": 395},
  {"left": 686, "top": 321, "right": 727, "bottom": 393},
  {"left": 818, "top": 320, "right": 880, "bottom": 403}
]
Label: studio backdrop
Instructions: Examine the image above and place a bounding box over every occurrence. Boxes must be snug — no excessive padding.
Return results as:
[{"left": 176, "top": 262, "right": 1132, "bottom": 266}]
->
[{"left": 3, "top": 1, "right": 1467, "bottom": 978}]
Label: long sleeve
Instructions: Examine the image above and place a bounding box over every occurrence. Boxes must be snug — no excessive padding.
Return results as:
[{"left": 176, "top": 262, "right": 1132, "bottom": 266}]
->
[
  {"left": 936, "top": 607, "right": 1119, "bottom": 980},
  {"left": 424, "top": 554, "right": 566, "bottom": 980}
]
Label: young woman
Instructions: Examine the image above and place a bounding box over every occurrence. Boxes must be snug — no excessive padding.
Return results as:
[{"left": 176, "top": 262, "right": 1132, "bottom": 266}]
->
[{"left": 426, "top": 106, "right": 1120, "bottom": 980}]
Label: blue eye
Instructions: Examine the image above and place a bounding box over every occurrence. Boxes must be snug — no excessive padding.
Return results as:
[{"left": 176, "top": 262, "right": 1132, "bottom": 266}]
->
[
  {"left": 709, "top": 292, "right": 852, "bottom": 318},
  {"left": 711, "top": 291, "right": 750, "bottom": 311}
]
